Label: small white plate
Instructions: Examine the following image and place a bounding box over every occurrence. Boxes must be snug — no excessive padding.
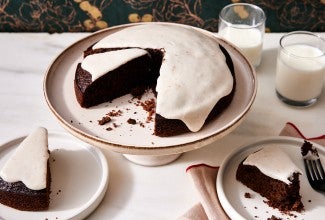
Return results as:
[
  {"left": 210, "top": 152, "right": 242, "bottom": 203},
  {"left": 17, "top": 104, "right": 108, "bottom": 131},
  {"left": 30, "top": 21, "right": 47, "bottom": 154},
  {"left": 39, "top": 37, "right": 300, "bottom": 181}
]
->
[
  {"left": 0, "top": 131, "right": 109, "bottom": 220},
  {"left": 217, "top": 137, "right": 325, "bottom": 220}
]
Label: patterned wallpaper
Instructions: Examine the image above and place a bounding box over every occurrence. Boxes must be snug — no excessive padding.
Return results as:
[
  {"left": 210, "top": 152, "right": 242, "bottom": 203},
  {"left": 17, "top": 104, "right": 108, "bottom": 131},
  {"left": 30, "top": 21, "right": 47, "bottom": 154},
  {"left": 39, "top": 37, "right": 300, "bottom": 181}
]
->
[{"left": 0, "top": 0, "right": 324, "bottom": 32}]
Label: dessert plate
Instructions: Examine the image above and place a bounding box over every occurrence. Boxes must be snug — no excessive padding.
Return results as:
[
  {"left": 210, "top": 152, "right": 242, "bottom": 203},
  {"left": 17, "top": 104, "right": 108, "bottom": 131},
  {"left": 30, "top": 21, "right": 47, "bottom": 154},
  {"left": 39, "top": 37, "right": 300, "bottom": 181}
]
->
[
  {"left": 0, "top": 131, "right": 108, "bottom": 220},
  {"left": 217, "top": 136, "right": 325, "bottom": 220},
  {"left": 44, "top": 22, "right": 256, "bottom": 155}
]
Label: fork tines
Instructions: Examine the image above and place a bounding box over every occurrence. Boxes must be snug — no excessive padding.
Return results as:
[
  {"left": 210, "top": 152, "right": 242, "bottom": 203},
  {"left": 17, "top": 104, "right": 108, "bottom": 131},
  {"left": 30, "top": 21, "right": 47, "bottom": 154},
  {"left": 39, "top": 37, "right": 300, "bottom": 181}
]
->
[
  {"left": 304, "top": 159, "right": 325, "bottom": 181},
  {"left": 302, "top": 140, "right": 325, "bottom": 192}
]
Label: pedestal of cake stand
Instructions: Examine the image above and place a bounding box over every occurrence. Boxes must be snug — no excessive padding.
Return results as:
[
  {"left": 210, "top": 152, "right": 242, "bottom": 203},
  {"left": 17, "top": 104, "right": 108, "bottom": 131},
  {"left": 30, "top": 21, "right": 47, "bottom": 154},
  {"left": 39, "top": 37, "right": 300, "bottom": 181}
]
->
[{"left": 123, "top": 153, "right": 182, "bottom": 166}]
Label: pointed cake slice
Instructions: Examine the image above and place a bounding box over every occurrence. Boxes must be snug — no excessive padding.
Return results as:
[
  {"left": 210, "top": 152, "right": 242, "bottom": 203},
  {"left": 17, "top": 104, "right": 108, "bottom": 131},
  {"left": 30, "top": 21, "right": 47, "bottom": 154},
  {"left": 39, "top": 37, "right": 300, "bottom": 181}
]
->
[
  {"left": 236, "top": 145, "right": 304, "bottom": 213},
  {"left": 0, "top": 127, "right": 51, "bottom": 211}
]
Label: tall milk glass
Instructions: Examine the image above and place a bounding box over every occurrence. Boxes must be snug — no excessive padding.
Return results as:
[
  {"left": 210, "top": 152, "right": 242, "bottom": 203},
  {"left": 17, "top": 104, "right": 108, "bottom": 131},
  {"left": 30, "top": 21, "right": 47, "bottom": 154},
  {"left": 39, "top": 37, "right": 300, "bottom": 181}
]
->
[{"left": 218, "top": 3, "right": 265, "bottom": 67}]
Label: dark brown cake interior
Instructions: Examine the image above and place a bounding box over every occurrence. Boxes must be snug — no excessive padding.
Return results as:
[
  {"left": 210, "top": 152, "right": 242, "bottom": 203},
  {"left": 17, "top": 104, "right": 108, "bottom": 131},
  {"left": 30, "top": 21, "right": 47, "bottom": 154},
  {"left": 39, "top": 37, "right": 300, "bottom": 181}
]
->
[
  {"left": 0, "top": 161, "right": 51, "bottom": 211},
  {"left": 236, "top": 160, "right": 304, "bottom": 213}
]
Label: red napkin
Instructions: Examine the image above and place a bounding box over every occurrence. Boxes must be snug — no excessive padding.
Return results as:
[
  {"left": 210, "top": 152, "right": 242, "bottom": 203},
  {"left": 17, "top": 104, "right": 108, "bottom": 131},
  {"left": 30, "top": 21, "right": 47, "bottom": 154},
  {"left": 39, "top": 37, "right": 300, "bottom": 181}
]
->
[{"left": 179, "top": 122, "right": 325, "bottom": 220}]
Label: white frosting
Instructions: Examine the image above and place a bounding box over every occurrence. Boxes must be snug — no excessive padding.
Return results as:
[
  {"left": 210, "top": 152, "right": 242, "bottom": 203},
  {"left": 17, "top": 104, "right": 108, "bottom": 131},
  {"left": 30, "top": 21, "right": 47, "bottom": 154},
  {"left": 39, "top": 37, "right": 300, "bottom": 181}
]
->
[
  {"left": 0, "top": 127, "right": 49, "bottom": 190},
  {"left": 81, "top": 48, "right": 148, "bottom": 81},
  {"left": 90, "top": 24, "right": 234, "bottom": 132},
  {"left": 243, "top": 145, "right": 301, "bottom": 184}
]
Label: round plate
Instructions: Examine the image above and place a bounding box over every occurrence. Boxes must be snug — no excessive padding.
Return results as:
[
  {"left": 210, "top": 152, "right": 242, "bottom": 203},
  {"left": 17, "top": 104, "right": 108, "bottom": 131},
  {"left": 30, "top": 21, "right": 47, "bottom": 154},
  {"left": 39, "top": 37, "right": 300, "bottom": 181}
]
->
[
  {"left": 217, "top": 137, "right": 325, "bottom": 220},
  {"left": 0, "top": 132, "right": 108, "bottom": 220},
  {"left": 43, "top": 22, "right": 256, "bottom": 155}
]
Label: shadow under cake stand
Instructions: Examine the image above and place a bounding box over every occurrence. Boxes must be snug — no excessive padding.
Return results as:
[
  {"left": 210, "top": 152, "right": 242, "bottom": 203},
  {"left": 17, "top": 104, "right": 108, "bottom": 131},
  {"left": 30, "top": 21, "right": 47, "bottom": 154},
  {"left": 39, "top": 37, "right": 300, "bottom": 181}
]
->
[{"left": 43, "top": 23, "right": 257, "bottom": 166}]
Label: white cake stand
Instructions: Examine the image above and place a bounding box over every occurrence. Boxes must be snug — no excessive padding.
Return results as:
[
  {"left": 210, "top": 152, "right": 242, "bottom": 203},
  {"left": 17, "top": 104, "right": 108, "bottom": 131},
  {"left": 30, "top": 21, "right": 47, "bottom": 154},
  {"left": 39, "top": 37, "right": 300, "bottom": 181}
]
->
[{"left": 43, "top": 23, "right": 257, "bottom": 166}]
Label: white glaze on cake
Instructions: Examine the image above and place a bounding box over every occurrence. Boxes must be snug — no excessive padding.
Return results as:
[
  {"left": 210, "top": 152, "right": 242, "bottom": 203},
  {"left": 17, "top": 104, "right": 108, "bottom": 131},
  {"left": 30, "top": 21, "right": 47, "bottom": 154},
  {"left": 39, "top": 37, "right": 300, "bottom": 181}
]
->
[
  {"left": 243, "top": 145, "right": 301, "bottom": 184},
  {"left": 0, "top": 127, "right": 49, "bottom": 190},
  {"left": 81, "top": 48, "right": 148, "bottom": 81},
  {"left": 88, "top": 23, "right": 234, "bottom": 132}
]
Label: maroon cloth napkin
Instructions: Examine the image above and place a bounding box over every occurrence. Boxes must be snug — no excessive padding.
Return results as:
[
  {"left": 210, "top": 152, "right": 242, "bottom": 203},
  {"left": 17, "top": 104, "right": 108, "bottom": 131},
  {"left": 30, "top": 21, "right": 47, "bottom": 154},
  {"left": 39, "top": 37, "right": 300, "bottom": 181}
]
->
[{"left": 179, "top": 122, "right": 325, "bottom": 220}]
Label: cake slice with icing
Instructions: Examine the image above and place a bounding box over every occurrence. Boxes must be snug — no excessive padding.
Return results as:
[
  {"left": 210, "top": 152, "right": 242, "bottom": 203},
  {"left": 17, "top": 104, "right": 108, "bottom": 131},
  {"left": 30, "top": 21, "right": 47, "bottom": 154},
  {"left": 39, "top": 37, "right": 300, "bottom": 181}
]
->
[
  {"left": 0, "top": 127, "right": 51, "bottom": 211},
  {"left": 236, "top": 145, "right": 304, "bottom": 213}
]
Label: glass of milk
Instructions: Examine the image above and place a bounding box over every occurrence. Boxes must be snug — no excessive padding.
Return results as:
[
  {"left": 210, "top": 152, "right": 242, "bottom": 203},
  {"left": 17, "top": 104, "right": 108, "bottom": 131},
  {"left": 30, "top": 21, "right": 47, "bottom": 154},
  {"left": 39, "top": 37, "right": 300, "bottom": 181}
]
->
[
  {"left": 275, "top": 31, "right": 325, "bottom": 107},
  {"left": 218, "top": 3, "right": 265, "bottom": 67}
]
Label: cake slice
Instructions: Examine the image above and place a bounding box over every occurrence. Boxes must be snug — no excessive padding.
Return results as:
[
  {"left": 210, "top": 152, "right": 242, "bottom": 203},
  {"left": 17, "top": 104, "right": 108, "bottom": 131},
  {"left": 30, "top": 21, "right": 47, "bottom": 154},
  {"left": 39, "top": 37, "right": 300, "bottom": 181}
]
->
[
  {"left": 236, "top": 145, "right": 304, "bottom": 213},
  {"left": 0, "top": 127, "right": 51, "bottom": 211}
]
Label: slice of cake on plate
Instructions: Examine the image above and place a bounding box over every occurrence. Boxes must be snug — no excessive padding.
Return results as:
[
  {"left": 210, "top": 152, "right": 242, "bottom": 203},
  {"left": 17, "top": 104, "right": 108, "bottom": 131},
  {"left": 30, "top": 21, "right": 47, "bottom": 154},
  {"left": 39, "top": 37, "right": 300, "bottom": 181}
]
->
[
  {"left": 0, "top": 127, "right": 51, "bottom": 211},
  {"left": 236, "top": 145, "right": 304, "bottom": 213}
]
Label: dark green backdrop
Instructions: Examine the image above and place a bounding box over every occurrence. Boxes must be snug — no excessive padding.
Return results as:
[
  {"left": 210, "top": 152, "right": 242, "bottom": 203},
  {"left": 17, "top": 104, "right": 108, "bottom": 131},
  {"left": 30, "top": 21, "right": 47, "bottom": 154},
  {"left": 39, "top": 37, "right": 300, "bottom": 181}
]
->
[{"left": 0, "top": 0, "right": 324, "bottom": 32}]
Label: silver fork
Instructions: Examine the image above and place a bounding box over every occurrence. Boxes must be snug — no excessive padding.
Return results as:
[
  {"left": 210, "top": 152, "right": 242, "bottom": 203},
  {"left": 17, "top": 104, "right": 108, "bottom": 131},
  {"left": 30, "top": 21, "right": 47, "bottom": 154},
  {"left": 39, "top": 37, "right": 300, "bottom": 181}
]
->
[{"left": 303, "top": 142, "right": 325, "bottom": 192}]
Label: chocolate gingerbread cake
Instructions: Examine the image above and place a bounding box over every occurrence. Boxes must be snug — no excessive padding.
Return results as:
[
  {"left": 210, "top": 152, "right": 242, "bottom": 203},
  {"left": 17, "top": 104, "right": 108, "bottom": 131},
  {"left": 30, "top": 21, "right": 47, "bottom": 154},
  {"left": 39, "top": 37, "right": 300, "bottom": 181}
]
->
[
  {"left": 236, "top": 146, "right": 304, "bottom": 213},
  {"left": 0, "top": 127, "right": 51, "bottom": 211},
  {"left": 74, "top": 23, "right": 235, "bottom": 137}
]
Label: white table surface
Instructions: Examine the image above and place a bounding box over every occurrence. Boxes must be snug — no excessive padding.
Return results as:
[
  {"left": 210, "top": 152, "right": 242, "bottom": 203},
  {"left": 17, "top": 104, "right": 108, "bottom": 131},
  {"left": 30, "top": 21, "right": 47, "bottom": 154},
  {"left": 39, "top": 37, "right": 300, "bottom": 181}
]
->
[{"left": 0, "top": 32, "right": 324, "bottom": 219}]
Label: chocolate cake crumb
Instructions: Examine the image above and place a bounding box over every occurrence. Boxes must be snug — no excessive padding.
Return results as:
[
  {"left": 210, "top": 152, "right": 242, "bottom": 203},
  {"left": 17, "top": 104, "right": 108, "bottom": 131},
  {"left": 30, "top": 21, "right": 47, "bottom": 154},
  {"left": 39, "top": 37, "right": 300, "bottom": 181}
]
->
[
  {"left": 127, "top": 118, "right": 137, "bottom": 124},
  {"left": 107, "top": 109, "right": 123, "bottom": 117},
  {"left": 140, "top": 98, "right": 156, "bottom": 122},
  {"left": 244, "top": 192, "right": 251, "bottom": 198},
  {"left": 267, "top": 216, "right": 282, "bottom": 220},
  {"left": 113, "top": 123, "right": 119, "bottom": 128},
  {"left": 98, "top": 116, "right": 111, "bottom": 125},
  {"left": 106, "top": 127, "right": 113, "bottom": 131},
  {"left": 301, "top": 140, "right": 318, "bottom": 156}
]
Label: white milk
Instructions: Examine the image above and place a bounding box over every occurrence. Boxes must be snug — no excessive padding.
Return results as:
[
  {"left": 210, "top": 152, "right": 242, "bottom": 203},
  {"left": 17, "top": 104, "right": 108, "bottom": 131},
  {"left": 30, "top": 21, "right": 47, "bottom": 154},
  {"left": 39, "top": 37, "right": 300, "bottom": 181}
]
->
[
  {"left": 219, "top": 25, "right": 263, "bottom": 66},
  {"left": 276, "top": 44, "right": 325, "bottom": 102}
]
